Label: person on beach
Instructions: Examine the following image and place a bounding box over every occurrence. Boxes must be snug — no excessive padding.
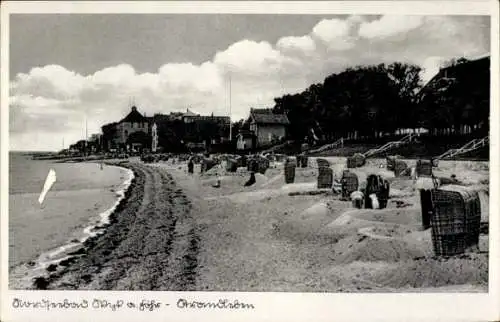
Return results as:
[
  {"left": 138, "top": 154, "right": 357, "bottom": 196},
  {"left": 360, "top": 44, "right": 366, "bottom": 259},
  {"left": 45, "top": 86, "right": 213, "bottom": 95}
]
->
[
  {"left": 350, "top": 190, "right": 364, "bottom": 209},
  {"left": 188, "top": 158, "right": 194, "bottom": 174},
  {"left": 212, "top": 161, "right": 223, "bottom": 188},
  {"left": 369, "top": 193, "right": 380, "bottom": 209}
]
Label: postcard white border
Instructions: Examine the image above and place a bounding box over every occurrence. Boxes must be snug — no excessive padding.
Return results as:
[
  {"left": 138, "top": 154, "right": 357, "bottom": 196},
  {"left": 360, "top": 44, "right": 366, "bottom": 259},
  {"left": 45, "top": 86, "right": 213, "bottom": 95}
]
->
[{"left": 1, "top": 1, "right": 499, "bottom": 322}]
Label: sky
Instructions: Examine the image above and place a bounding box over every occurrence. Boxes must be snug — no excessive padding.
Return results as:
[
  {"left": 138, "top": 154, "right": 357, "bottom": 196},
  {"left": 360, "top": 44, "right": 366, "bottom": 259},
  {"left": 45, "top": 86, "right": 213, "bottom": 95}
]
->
[{"left": 9, "top": 14, "right": 490, "bottom": 151}]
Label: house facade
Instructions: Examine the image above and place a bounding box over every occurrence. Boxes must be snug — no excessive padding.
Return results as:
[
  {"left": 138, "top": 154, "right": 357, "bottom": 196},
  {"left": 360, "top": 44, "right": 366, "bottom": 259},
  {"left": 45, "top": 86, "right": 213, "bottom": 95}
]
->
[
  {"left": 101, "top": 106, "right": 151, "bottom": 152},
  {"left": 100, "top": 106, "right": 232, "bottom": 153},
  {"left": 248, "top": 108, "right": 289, "bottom": 147}
]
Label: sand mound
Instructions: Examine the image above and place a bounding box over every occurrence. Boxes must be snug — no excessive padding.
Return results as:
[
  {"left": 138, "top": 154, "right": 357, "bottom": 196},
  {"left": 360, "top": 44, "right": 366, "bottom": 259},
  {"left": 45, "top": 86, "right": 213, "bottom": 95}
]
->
[
  {"left": 333, "top": 235, "right": 425, "bottom": 264},
  {"left": 220, "top": 189, "right": 280, "bottom": 203},
  {"left": 372, "top": 254, "right": 488, "bottom": 288},
  {"left": 280, "top": 182, "right": 318, "bottom": 193},
  {"left": 261, "top": 174, "right": 283, "bottom": 188},
  {"left": 346, "top": 208, "right": 422, "bottom": 226},
  {"left": 277, "top": 200, "right": 349, "bottom": 241},
  {"left": 254, "top": 173, "right": 269, "bottom": 184},
  {"left": 368, "top": 225, "right": 414, "bottom": 238}
]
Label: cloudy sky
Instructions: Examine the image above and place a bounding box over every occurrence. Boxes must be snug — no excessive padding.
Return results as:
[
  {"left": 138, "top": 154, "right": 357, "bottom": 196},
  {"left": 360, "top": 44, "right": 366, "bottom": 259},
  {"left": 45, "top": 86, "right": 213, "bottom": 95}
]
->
[{"left": 9, "top": 14, "right": 490, "bottom": 151}]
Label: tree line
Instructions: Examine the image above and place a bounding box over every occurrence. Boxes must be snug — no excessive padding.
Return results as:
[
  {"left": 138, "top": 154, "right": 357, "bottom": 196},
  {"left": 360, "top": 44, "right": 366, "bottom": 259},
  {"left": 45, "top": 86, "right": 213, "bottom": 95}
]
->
[{"left": 271, "top": 58, "right": 490, "bottom": 144}]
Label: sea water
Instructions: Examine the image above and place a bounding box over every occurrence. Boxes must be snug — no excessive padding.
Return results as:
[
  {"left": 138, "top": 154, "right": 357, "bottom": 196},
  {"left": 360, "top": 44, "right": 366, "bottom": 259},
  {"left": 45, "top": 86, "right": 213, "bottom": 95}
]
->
[{"left": 8, "top": 152, "right": 134, "bottom": 288}]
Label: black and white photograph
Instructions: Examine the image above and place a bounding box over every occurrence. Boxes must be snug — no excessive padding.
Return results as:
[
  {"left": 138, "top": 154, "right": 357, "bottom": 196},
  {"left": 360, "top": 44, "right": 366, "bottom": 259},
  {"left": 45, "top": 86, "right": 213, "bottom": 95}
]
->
[{"left": 1, "top": 1, "right": 499, "bottom": 321}]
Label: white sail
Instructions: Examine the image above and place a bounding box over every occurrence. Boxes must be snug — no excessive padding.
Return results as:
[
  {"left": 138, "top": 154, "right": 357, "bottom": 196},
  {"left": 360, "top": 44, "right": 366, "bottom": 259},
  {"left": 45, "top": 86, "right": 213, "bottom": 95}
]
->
[{"left": 38, "top": 169, "right": 57, "bottom": 205}]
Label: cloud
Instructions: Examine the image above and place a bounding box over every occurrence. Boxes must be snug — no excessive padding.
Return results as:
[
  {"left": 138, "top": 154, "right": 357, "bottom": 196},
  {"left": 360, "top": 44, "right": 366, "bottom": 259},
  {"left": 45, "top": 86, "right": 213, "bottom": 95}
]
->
[
  {"left": 359, "top": 15, "right": 424, "bottom": 39},
  {"left": 276, "top": 35, "right": 316, "bottom": 54},
  {"left": 159, "top": 62, "right": 221, "bottom": 93},
  {"left": 213, "top": 40, "right": 287, "bottom": 75},
  {"left": 11, "top": 65, "right": 85, "bottom": 100},
  {"left": 311, "top": 18, "right": 355, "bottom": 50},
  {"left": 9, "top": 15, "right": 490, "bottom": 151}
]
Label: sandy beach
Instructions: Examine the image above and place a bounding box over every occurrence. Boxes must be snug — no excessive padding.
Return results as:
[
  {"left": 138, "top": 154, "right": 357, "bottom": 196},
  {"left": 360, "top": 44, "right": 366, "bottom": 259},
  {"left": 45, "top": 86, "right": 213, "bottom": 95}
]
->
[{"left": 21, "top": 156, "right": 488, "bottom": 292}]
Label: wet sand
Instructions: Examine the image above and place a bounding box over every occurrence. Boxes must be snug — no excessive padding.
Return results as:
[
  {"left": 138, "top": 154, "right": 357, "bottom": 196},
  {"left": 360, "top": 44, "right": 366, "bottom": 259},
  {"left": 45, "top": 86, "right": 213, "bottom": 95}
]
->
[{"left": 29, "top": 158, "right": 488, "bottom": 292}]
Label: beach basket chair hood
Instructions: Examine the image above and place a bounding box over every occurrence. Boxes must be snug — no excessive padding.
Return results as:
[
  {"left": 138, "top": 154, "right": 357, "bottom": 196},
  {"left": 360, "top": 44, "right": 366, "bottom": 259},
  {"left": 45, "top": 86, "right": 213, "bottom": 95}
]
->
[
  {"left": 316, "top": 158, "right": 330, "bottom": 169},
  {"left": 430, "top": 185, "right": 481, "bottom": 256}
]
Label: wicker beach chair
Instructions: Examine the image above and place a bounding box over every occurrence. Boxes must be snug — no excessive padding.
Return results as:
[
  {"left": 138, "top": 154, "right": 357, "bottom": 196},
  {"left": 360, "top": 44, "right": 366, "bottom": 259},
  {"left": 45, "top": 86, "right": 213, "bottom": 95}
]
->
[
  {"left": 317, "top": 167, "right": 333, "bottom": 189},
  {"left": 347, "top": 153, "right": 366, "bottom": 168},
  {"left": 284, "top": 159, "right": 296, "bottom": 184},
  {"left": 430, "top": 185, "right": 481, "bottom": 256},
  {"left": 300, "top": 155, "right": 309, "bottom": 168},
  {"left": 416, "top": 159, "right": 433, "bottom": 177},
  {"left": 257, "top": 157, "right": 270, "bottom": 174},
  {"left": 341, "top": 170, "right": 359, "bottom": 200},
  {"left": 364, "top": 174, "right": 390, "bottom": 209},
  {"left": 386, "top": 155, "right": 401, "bottom": 171},
  {"left": 394, "top": 160, "right": 409, "bottom": 177},
  {"left": 226, "top": 159, "right": 238, "bottom": 172}
]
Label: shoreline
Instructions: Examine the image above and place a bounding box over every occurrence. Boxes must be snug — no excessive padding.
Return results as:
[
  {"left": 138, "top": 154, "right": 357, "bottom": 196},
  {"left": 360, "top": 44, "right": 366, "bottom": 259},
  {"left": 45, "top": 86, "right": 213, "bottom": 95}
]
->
[
  {"left": 8, "top": 162, "right": 135, "bottom": 290},
  {"left": 24, "top": 162, "right": 200, "bottom": 291}
]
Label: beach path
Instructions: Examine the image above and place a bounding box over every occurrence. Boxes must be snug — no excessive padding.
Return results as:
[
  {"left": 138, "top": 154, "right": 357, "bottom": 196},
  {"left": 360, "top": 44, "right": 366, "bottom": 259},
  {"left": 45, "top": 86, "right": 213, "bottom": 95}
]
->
[{"left": 48, "top": 163, "right": 199, "bottom": 290}]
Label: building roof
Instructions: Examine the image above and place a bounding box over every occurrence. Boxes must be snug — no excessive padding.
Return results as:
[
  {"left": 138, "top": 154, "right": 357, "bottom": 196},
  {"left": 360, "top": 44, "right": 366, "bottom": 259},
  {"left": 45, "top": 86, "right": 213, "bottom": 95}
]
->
[
  {"left": 120, "top": 106, "right": 147, "bottom": 123},
  {"left": 250, "top": 109, "right": 289, "bottom": 125},
  {"left": 251, "top": 108, "right": 274, "bottom": 114},
  {"left": 421, "top": 55, "right": 490, "bottom": 91},
  {"left": 183, "top": 108, "right": 199, "bottom": 117},
  {"left": 417, "top": 55, "right": 490, "bottom": 104}
]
